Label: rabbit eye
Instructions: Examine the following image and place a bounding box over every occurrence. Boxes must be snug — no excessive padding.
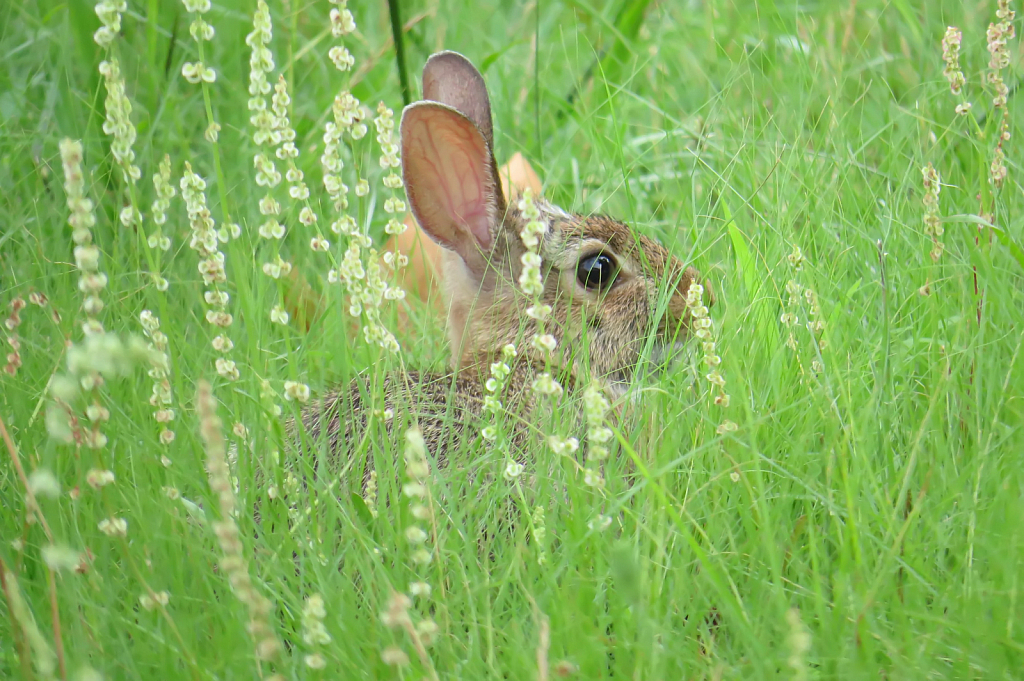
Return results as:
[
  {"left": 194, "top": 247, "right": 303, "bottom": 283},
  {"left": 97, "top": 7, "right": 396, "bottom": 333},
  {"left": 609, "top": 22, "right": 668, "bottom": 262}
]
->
[{"left": 576, "top": 253, "right": 618, "bottom": 291}]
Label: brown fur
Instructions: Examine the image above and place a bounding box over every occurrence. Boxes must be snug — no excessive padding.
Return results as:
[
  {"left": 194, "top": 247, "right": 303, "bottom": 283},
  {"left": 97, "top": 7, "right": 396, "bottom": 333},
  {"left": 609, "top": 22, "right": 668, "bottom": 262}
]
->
[
  {"left": 290, "top": 206, "right": 702, "bottom": 484},
  {"left": 296, "top": 356, "right": 574, "bottom": 484}
]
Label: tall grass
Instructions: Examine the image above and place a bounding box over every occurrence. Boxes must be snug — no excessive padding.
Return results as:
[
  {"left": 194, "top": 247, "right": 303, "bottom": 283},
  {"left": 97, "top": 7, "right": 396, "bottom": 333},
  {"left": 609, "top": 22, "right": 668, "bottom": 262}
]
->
[{"left": 2, "top": 0, "right": 1023, "bottom": 679}]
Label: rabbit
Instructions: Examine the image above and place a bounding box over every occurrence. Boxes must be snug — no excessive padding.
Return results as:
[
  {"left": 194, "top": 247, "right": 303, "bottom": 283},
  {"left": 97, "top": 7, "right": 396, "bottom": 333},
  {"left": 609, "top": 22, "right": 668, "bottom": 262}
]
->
[{"left": 292, "top": 51, "right": 709, "bottom": 484}]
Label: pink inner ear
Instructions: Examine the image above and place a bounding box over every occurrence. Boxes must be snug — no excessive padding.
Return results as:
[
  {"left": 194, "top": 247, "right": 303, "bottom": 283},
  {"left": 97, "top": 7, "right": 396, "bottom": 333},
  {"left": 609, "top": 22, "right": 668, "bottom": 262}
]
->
[{"left": 407, "top": 108, "right": 494, "bottom": 252}]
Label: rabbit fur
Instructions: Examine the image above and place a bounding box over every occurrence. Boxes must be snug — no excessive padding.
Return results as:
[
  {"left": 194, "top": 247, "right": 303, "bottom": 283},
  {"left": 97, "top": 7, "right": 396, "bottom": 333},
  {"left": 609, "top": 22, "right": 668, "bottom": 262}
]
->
[{"left": 292, "top": 51, "right": 708, "bottom": 484}]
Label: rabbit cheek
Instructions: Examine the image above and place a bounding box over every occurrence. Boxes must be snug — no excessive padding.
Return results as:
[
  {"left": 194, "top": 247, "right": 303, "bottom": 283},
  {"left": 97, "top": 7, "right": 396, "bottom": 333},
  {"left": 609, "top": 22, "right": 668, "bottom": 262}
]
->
[{"left": 596, "top": 285, "right": 648, "bottom": 380}]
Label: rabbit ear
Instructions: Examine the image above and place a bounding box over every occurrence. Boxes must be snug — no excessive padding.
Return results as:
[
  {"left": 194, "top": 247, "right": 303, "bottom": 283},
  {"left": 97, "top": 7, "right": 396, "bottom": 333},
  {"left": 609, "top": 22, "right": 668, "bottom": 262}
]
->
[
  {"left": 401, "top": 101, "right": 504, "bottom": 278},
  {"left": 422, "top": 51, "right": 495, "bottom": 149}
]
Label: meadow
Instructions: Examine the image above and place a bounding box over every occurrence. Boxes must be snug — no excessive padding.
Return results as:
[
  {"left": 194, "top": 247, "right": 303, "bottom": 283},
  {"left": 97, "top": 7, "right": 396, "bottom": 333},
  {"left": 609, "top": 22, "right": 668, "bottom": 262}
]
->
[{"left": 2, "top": 0, "right": 1023, "bottom": 678}]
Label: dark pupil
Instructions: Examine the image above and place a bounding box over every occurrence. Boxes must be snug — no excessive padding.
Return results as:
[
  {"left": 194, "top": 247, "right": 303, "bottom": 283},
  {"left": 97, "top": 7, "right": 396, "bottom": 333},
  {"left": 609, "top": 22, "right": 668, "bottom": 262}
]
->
[{"left": 576, "top": 253, "right": 617, "bottom": 290}]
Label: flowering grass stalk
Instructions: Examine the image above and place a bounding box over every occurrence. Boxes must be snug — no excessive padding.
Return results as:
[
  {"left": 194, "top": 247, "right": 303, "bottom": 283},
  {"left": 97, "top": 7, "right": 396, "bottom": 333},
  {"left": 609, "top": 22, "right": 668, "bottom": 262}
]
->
[
  {"left": 301, "top": 594, "right": 332, "bottom": 670},
  {"left": 94, "top": 1, "right": 140, "bottom": 187},
  {"left": 263, "top": 74, "right": 303, "bottom": 333},
  {"left": 776, "top": 245, "right": 828, "bottom": 402},
  {"left": 197, "top": 380, "right": 284, "bottom": 673},
  {"left": 314, "top": 7, "right": 403, "bottom": 355},
  {"left": 181, "top": 164, "right": 240, "bottom": 383},
  {"left": 179, "top": 0, "right": 238, "bottom": 248},
  {"left": 515, "top": 188, "right": 569, "bottom": 481},
  {"left": 941, "top": 27, "right": 966, "bottom": 100},
  {"left": 686, "top": 281, "right": 730, "bottom": 408},
  {"left": 45, "top": 333, "right": 152, "bottom": 551},
  {"left": 922, "top": 163, "right": 945, "bottom": 262},
  {"left": 181, "top": 0, "right": 217, "bottom": 88},
  {"left": 325, "top": 100, "right": 404, "bottom": 354},
  {"left": 140, "top": 310, "right": 176, "bottom": 449},
  {"left": 377, "top": 427, "right": 440, "bottom": 677},
  {"left": 986, "top": 2, "right": 1015, "bottom": 190},
  {"left": 147, "top": 155, "right": 176, "bottom": 290},
  {"left": 932, "top": 2, "right": 1017, "bottom": 324},
  {"left": 581, "top": 385, "right": 612, "bottom": 490},
  {"left": 249, "top": 0, "right": 287, "bottom": 279},
  {"left": 581, "top": 384, "right": 614, "bottom": 532},
  {"left": 3, "top": 297, "right": 26, "bottom": 376},
  {"left": 93, "top": 0, "right": 149, "bottom": 310},
  {"left": 60, "top": 140, "right": 106, "bottom": 337},
  {"left": 55, "top": 149, "right": 133, "bottom": 482},
  {"left": 402, "top": 427, "right": 436, "bottom": 575},
  {"left": 482, "top": 343, "right": 520, "bottom": 476},
  {"left": 378, "top": 104, "right": 409, "bottom": 257}
]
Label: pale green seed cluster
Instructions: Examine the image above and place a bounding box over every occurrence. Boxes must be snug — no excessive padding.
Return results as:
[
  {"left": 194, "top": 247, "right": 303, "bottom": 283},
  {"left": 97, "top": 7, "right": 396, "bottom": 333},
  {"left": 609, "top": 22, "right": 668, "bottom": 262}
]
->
[
  {"left": 777, "top": 246, "right": 828, "bottom": 392},
  {"left": 922, "top": 163, "right": 944, "bottom": 262},
  {"left": 46, "top": 332, "right": 151, "bottom": 449},
  {"left": 139, "top": 310, "right": 176, "bottom": 446},
  {"left": 283, "top": 380, "right": 311, "bottom": 403},
  {"left": 987, "top": 1, "right": 1015, "bottom": 109},
  {"left": 181, "top": 164, "right": 239, "bottom": 382},
  {"left": 686, "top": 283, "right": 729, "bottom": 408},
  {"left": 323, "top": 103, "right": 405, "bottom": 354},
  {"left": 376, "top": 103, "right": 409, "bottom": 303},
  {"left": 181, "top": 0, "right": 216, "bottom": 85},
  {"left": 301, "top": 594, "right": 332, "bottom": 670},
  {"left": 40, "top": 542, "right": 82, "bottom": 573},
  {"left": 941, "top": 27, "right": 965, "bottom": 97},
  {"left": 517, "top": 191, "right": 561, "bottom": 389},
  {"left": 262, "top": 73, "right": 311, "bottom": 328},
  {"left": 60, "top": 139, "right": 106, "bottom": 337},
  {"left": 518, "top": 188, "right": 547, "bottom": 296},
  {"left": 582, "top": 385, "right": 613, "bottom": 489},
  {"left": 272, "top": 77, "right": 311, "bottom": 211},
  {"left": 378, "top": 101, "right": 411, "bottom": 281},
  {"left": 481, "top": 344, "right": 528, "bottom": 480},
  {"left": 305, "top": 15, "right": 401, "bottom": 355},
  {"left": 781, "top": 275, "right": 825, "bottom": 352},
  {"left": 531, "top": 505, "right": 548, "bottom": 565},
  {"left": 247, "top": 0, "right": 274, "bottom": 132},
  {"left": 380, "top": 588, "right": 439, "bottom": 668},
  {"left": 197, "top": 381, "right": 284, "bottom": 669},
  {"left": 249, "top": 0, "right": 287, "bottom": 272},
  {"left": 46, "top": 334, "right": 152, "bottom": 545},
  {"left": 3, "top": 297, "right": 26, "bottom": 376},
  {"left": 93, "top": 0, "right": 125, "bottom": 47},
  {"left": 516, "top": 189, "right": 577, "bottom": 483},
  {"left": 939, "top": 5, "right": 1015, "bottom": 203},
  {"left": 149, "top": 156, "right": 175, "bottom": 248},
  {"left": 380, "top": 593, "right": 413, "bottom": 668},
  {"left": 401, "top": 428, "right": 435, "bottom": 568},
  {"left": 93, "top": 0, "right": 141, "bottom": 226},
  {"left": 146, "top": 155, "right": 176, "bottom": 292},
  {"left": 780, "top": 280, "right": 800, "bottom": 343},
  {"left": 988, "top": 2, "right": 1015, "bottom": 189},
  {"left": 138, "top": 590, "right": 170, "bottom": 611},
  {"left": 482, "top": 343, "right": 518, "bottom": 441},
  {"left": 322, "top": 95, "right": 355, "bottom": 216},
  {"left": 380, "top": 428, "right": 441, "bottom": 667},
  {"left": 328, "top": 0, "right": 357, "bottom": 70},
  {"left": 785, "top": 607, "right": 812, "bottom": 681},
  {"left": 97, "top": 59, "right": 141, "bottom": 186}
]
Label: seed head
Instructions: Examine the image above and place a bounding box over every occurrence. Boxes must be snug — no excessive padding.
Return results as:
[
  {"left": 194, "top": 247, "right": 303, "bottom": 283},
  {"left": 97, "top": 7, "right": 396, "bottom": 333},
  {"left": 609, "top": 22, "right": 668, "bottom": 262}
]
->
[{"left": 941, "top": 27, "right": 966, "bottom": 95}]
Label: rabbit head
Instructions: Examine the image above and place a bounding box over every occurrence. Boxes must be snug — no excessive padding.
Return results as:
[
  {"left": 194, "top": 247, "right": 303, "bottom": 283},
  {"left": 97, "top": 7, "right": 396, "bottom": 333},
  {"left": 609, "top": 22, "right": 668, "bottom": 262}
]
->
[{"left": 402, "top": 52, "right": 708, "bottom": 397}]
